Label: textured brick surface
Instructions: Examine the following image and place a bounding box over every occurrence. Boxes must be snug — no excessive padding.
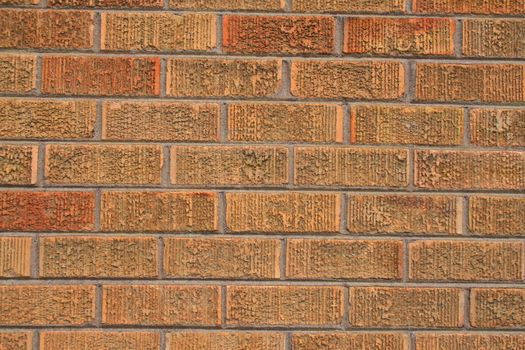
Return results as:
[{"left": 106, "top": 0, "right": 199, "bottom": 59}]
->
[
  {"left": 469, "top": 197, "right": 525, "bottom": 236},
  {"left": 413, "top": 0, "right": 525, "bottom": 14},
  {"left": 0, "top": 55, "right": 35, "bottom": 93},
  {"left": 49, "top": 0, "right": 162, "bottom": 7},
  {"left": 0, "top": 0, "right": 39, "bottom": 4},
  {"left": 0, "top": 145, "right": 37, "bottom": 185},
  {"left": 0, "top": 237, "right": 31, "bottom": 278},
  {"left": 292, "top": 333, "right": 409, "bottom": 350},
  {"left": 0, "top": 332, "right": 32, "bottom": 350},
  {"left": 41, "top": 332, "right": 160, "bottom": 350},
  {"left": 415, "top": 333, "right": 525, "bottom": 350},
  {"left": 167, "top": 332, "right": 285, "bottom": 350},
  {"left": 463, "top": 19, "right": 525, "bottom": 58},
  {"left": 292, "top": 0, "right": 406, "bottom": 13},
  {"left": 470, "top": 108, "right": 525, "bottom": 147},
  {"left": 170, "top": 0, "right": 284, "bottom": 10},
  {"left": 471, "top": 289, "right": 525, "bottom": 328}
]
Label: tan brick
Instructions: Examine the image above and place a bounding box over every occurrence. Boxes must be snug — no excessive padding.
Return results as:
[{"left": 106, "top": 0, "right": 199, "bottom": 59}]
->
[
  {"left": 469, "top": 197, "right": 525, "bottom": 236},
  {"left": 415, "top": 150, "right": 525, "bottom": 190},
  {"left": 415, "top": 333, "right": 525, "bottom": 350},
  {"left": 0, "top": 10, "right": 93, "bottom": 49},
  {"left": 470, "top": 109, "right": 525, "bottom": 147},
  {"left": 228, "top": 103, "right": 343, "bottom": 143},
  {"left": 0, "top": 285, "right": 95, "bottom": 326},
  {"left": 101, "top": 191, "right": 217, "bottom": 232},
  {"left": 415, "top": 63, "right": 525, "bottom": 103},
  {"left": 0, "top": 0, "right": 39, "bottom": 4},
  {"left": 0, "top": 145, "right": 37, "bottom": 185},
  {"left": 171, "top": 146, "right": 288, "bottom": 186},
  {"left": 170, "top": 0, "right": 284, "bottom": 10},
  {"left": 167, "top": 332, "right": 285, "bottom": 350},
  {"left": 40, "top": 236, "right": 158, "bottom": 278},
  {"left": 102, "top": 285, "right": 221, "bottom": 326},
  {"left": 41, "top": 332, "right": 160, "bottom": 350},
  {"left": 223, "top": 15, "right": 335, "bottom": 54},
  {"left": 49, "top": 0, "right": 161, "bottom": 6},
  {"left": 293, "top": 0, "right": 406, "bottom": 13},
  {"left": 0, "top": 332, "right": 32, "bottom": 350},
  {"left": 413, "top": 0, "right": 525, "bottom": 14},
  {"left": 0, "top": 99, "right": 96, "bottom": 140},
  {"left": 348, "top": 194, "right": 462, "bottom": 235},
  {"left": 345, "top": 18, "right": 454, "bottom": 56},
  {"left": 0, "top": 191, "right": 95, "bottom": 232},
  {"left": 0, "top": 55, "right": 35, "bottom": 93},
  {"left": 167, "top": 58, "right": 281, "bottom": 98},
  {"left": 227, "top": 286, "right": 344, "bottom": 326},
  {"left": 45, "top": 144, "right": 163, "bottom": 185},
  {"left": 295, "top": 147, "right": 408, "bottom": 187},
  {"left": 471, "top": 289, "right": 525, "bottom": 328},
  {"left": 164, "top": 238, "right": 280, "bottom": 279},
  {"left": 350, "top": 287, "right": 464, "bottom": 328},
  {"left": 102, "top": 13, "right": 216, "bottom": 51},
  {"left": 409, "top": 241, "right": 524, "bottom": 282},
  {"left": 287, "top": 239, "right": 402, "bottom": 280},
  {"left": 0, "top": 237, "right": 31, "bottom": 278},
  {"left": 463, "top": 20, "right": 525, "bottom": 58},
  {"left": 292, "top": 333, "right": 409, "bottom": 350},
  {"left": 42, "top": 56, "right": 160, "bottom": 96},
  {"left": 291, "top": 61, "right": 405, "bottom": 100},
  {"left": 226, "top": 192, "right": 340, "bottom": 233}
]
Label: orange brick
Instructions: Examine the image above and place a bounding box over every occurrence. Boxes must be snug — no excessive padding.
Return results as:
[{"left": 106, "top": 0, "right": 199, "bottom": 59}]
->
[
  {"left": 292, "top": 333, "right": 409, "bottom": 350},
  {"left": 295, "top": 147, "right": 408, "bottom": 187},
  {"left": 415, "top": 63, "right": 525, "bottom": 103},
  {"left": 42, "top": 56, "right": 160, "bottom": 96},
  {"left": 101, "top": 191, "right": 217, "bottom": 232},
  {"left": 0, "top": 10, "right": 93, "bottom": 49},
  {"left": 0, "top": 285, "right": 95, "bottom": 326},
  {"left": 469, "top": 197, "right": 525, "bottom": 236},
  {"left": 463, "top": 20, "right": 525, "bottom": 58},
  {"left": 228, "top": 103, "right": 343, "bottom": 143},
  {"left": 0, "top": 191, "right": 95, "bottom": 232},
  {"left": 171, "top": 146, "right": 288, "bottom": 186},
  {"left": 0, "top": 55, "right": 35, "bottom": 93},
  {"left": 164, "top": 238, "right": 280, "bottom": 279},
  {"left": 415, "top": 333, "right": 525, "bottom": 349},
  {"left": 0, "top": 0, "right": 39, "bottom": 4},
  {"left": 286, "top": 239, "right": 402, "bottom": 280},
  {"left": 49, "top": 0, "right": 162, "bottom": 7},
  {"left": 471, "top": 289, "right": 525, "bottom": 328},
  {"left": 170, "top": 0, "right": 284, "bottom": 10},
  {"left": 415, "top": 150, "right": 525, "bottom": 190},
  {"left": 40, "top": 236, "right": 158, "bottom": 278},
  {"left": 227, "top": 286, "right": 344, "bottom": 326},
  {"left": 347, "top": 194, "right": 462, "bottom": 235},
  {"left": 166, "top": 58, "right": 281, "bottom": 98},
  {"left": 101, "top": 13, "right": 216, "bottom": 51},
  {"left": 350, "top": 287, "right": 464, "bottom": 328},
  {"left": 345, "top": 18, "right": 454, "bottom": 56},
  {"left": 102, "top": 285, "right": 221, "bottom": 326},
  {"left": 223, "top": 15, "right": 335, "bottom": 54},
  {"left": 41, "top": 332, "right": 160, "bottom": 350},
  {"left": 0, "top": 332, "right": 32, "bottom": 350},
  {"left": 291, "top": 61, "right": 405, "bottom": 99},
  {"left": 0, "top": 145, "right": 37, "bottom": 185},
  {"left": 470, "top": 109, "right": 525, "bottom": 147},
  {"left": 0, "top": 237, "right": 31, "bottom": 278},
  {"left": 409, "top": 241, "right": 524, "bottom": 282},
  {"left": 167, "top": 332, "right": 285, "bottom": 350},
  {"left": 413, "top": 0, "right": 525, "bottom": 14},
  {"left": 45, "top": 144, "right": 163, "bottom": 185},
  {"left": 226, "top": 192, "right": 340, "bottom": 233},
  {"left": 351, "top": 105, "right": 464, "bottom": 145},
  {"left": 292, "top": 0, "right": 406, "bottom": 13}
]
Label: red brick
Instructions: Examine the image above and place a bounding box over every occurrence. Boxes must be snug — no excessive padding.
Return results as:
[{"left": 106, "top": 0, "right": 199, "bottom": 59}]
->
[
  {"left": 471, "top": 289, "right": 525, "bottom": 328},
  {"left": 0, "top": 237, "right": 31, "bottom": 278},
  {"left": 49, "top": 0, "right": 162, "bottom": 7},
  {"left": 41, "top": 332, "right": 160, "bottom": 350},
  {"left": 169, "top": 0, "right": 284, "bottom": 10},
  {"left": 413, "top": 0, "right": 525, "bottom": 14},
  {"left": 292, "top": 0, "right": 406, "bottom": 13},
  {"left": 0, "top": 55, "right": 36, "bottom": 93},
  {"left": 292, "top": 333, "right": 409, "bottom": 350},
  {"left": 470, "top": 109, "right": 525, "bottom": 147},
  {"left": 469, "top": 197, "right": 525, "bottom": 236},
  {"left": 415, "top": 333, "right": 525, "bottom": 349},
  {"left": 167, "top": 332, "right": 285, "bottom": 350},
  {"left": 0, "top": 332, "right": 32, "bottom": 350},
  {"left": 0, "top": 145, "right": 37, "bottom": 185},
  {"left": 463, "top": 19, "right": 525, "bottom": 58}
]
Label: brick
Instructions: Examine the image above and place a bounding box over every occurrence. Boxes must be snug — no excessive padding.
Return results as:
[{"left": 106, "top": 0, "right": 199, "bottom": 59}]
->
[
  {"left": 45, "top": 144, "right": 163, "bottom": 185},
  {"left": 415, "top": 333, "right": 525, "bottom": 350},
  {"left": 415, "top": 63, "right": 525, "bottom": 103},
  {"left": 344, "top": 18, "right": 454, "bottom": 56},
  {"left": 169, "top": 0, "right": 284, "bottom": 10},
  {"left": 0, "top": 0, "right": 39, "bottom": 4},
  {"left": 471, "top": 289, "right": 525, "bottom": 328},
  {"left": 101, "top": 191, "right": 217, "bottom": 232},
  {"left": 41, "top": 332, "right": 160, "bottom": 350},
  {"left": 102, "top": 285, "right": 221, "bottom": 326},
  {"left": 0, "top": 145, "right": 37, "bottom": 185},
  {"left": 470, "top": 109, "right": 525, "bottom": 147},
  {"left": 292, "top": 0, "right": 406, "bottom": 13},
  {"left": 167, "top": 332, "right": 285, "bottom": 350},
  {"left": 413, "top": 0, "right": 525, "bottom": 14},
  {"left": 292, "top": 333, "right": 409, "bottom": 350},
  {"left": 347, "top": 195, "right": 462, "bottom": 235},
  {"left": 101, "top": 13, "right": 216, "bottom": 51},
  {"left": 351, "top": 105, "right": 463, "bottom": 145},
  {"left": 350, "top": 287, "right": 464, "bottom": 328},
  {"left": 171, "top": 146, "right": 288, "bottom": 186},
  {"left": 0, "top": 285, "right": 95, "bottom": 326},
  {"left": 0, "top": 99, "right": 96, "bottom": 140},
  {"left": 0, "top": 333, "right": 32, "bottom": 350},
  {"left": 415, "top": 150, "right": 525, "bottom": 190},
  {"left": 223, "top": 15, "right": 335, "bottom": 54},
  {"left": 295, "top": 147, "right": 408, "bottom": 187},
  {"left": 409, "top": 241, "right": 524, "bottom": 282},
  {"left": 291, "top": 61, "right": 404, "bottom": 99},
  {"left": 287, "top": 239, "right": 402, "bottom": 280},
  {"left": 0, "top": 237, "right": 31, "bottom": 278},
  {"left": 42, "top": 56, "right": 160, "bottom": 96},
  {"left": 0, "top": 191, "right": 95, "bottom": 232},
  {"left": 469, "top": 197, "right": 525, "bottom": 236},
  {"left": 228, "top": 103, "right": 343, "bottom": 143},
  {"left": 166, "top": 58, "right": 281, "bottom": 98},
  {"left": 0, "top": 10, "right": 93, "bottom": 49},
  {"left": 40, "top": 236, "right": 158, "bottom": 278},
  {"left": 164, "top": 238, "right": 280, "bottom": 279},
  {"left": 0, "top": 55, "right": 35, "bottom": 93},
  {"left": 463, "top": 20, "right": 525, "bottom": 58},
  {"left": 226, "top": 192, "right": 340, "bottom": 233},
  {"left": 227, "top": 286, "right": 344, "bottom": 326},
  {"left": 49, "top": 0, "right": 162, "bottom": 7}
]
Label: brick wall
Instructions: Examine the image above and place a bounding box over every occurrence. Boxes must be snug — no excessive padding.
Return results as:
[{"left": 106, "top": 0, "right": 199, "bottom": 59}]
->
[{"left": 0, "top": 0, "right": 524, "bottom": 349}]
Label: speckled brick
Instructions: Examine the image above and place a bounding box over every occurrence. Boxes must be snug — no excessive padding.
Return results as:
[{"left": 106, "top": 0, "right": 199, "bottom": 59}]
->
[
  {"left": 463, "top": 20, "right": 525, "bottom": 58},
  {"left": 0, "top": 332, "right": 32, "bottom": 350},
  {"left": 292, "top": 0, "right": 406, "bottom": 13},
  {"left": 415, "top": 333, "right": 525, "bottom": 350},
  {"left": 413, "top": 0, "right": 525, "bottom": 14},
  {"left": 469, "top": 197, "right": 525, "bottom": 236},
  {"left": 49, "top": 0, "right": 162, "bottom": 7},
  {"left": 169, "top": 0, "right": 284, "bottom": 10},
  {"left": 0, "top": 237, "right": 31, "bottom": 278},
  {"left": 41, "top": 332, "right": 160, "bottom": 350},
  {"left": 471, "top": 289, "right": 525, "bottom": 328},
  {"left": 470, "top": 109, "right": 525, "bottom": 147},
  {"left": 167, "top": 332, "right": 285, "bottom": 350},
  {"left": 0, "top": 55, "right": 35, "bottom": 93},
  {"left": 0, "top": 145, "right": 37, "bottom": 185},
  {"left": 292, "top": 333, "right": 409, "bottom": 350}
]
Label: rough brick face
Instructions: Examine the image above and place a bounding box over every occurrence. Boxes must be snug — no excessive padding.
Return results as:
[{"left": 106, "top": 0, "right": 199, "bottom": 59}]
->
[
  {"left": 41, "top": 332, "right": 160, "bottom": 350},
  {"left": 292, "top": 0, "right": 406, "bottom": 13},
  {"left": 470, "top": 108, "right": 525, "bottom": 147},
  {"left": 0, "top": 145, "right": 37, "bottom": 185},
  {"left": 469, "top": 197, "right": 525, "bottom": 236},
  {"left": 470, "top": 289, "right": 525, "bottom": 328},
  {"left": 463, "top": 19, "right": 525, "bottom": 58},
  {"left": 0, "top": 55, "right": 35, "bottom": 93},
  {"left": 415, "top": 333, "right": 525, "bottom": 350},
  {"left": 170, "top": 0, "right": 284, "bottom": 10},
  {"left": 292, "top": 333, "right": 409, "bottom": 350},
  {"left": 413, "top": 0, "right": 525, "bottom": 14},
  {"left": 0, "top": 333, "right": 32, "bottom": 350},
  {"left": 167, "top": 332, "right": 285, "bottom": 350},
  {"left": 49, "top": 0, "right": 162, "bottom": 7},
  {"left": 0, "top": 237, "right": 31, "bottom": 278}
]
